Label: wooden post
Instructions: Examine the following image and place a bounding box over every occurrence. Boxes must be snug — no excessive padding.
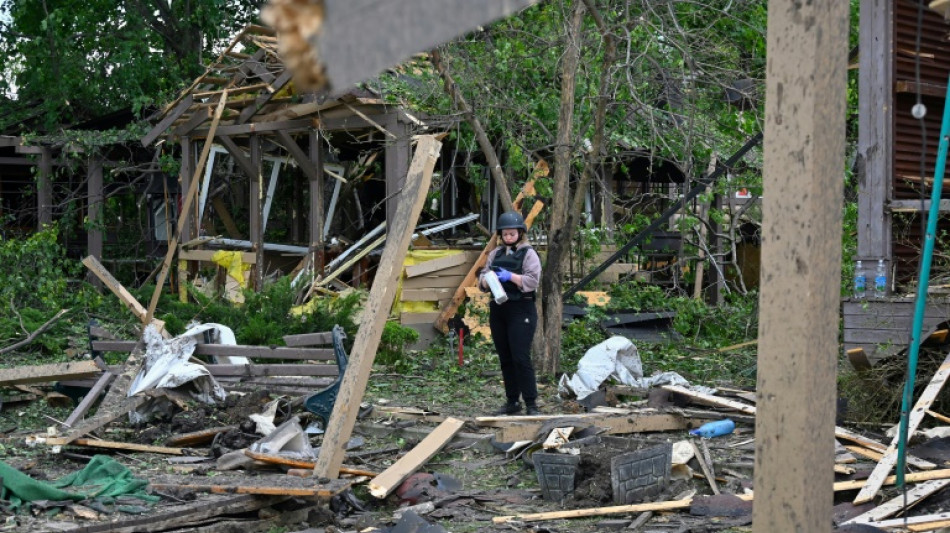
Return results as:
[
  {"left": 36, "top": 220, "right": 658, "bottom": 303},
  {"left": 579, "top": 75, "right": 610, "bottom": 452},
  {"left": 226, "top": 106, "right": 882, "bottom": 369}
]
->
[
  {"left": 310, "top": 130, "right": 326, "bottom": 271},
  {"left": 250, "top": 134, "right": 264, "bottom": 290},
  {"left": 384, "top": 118, "right": 410, "bottom": 228},
  {"left": 87, "top": 156, "right": 104, "bottom": 288},
  {"left": 37, "top": 147, "right": 53, "bottom": 229},
  {"left": 314, "top": 135, "right": 441, "bottom": 479},
  {"left": 857, "top": 0, "right": 893, "bottom": 268},
  {"left": 753, "top": 2, "right": 849, "bottom": 533}
]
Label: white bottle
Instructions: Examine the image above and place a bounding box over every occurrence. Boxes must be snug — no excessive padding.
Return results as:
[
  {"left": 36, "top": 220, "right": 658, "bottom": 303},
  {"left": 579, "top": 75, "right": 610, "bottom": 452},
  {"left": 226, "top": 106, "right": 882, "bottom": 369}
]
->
[
  {"left": 483, "top": 270, "right": 509, "bottom": 304},
  {"left": 853, "top": 260, "right": 866, "bottom": 299},
  {"left": 874, "top": 259, "right": 887, "bottom": 299}
]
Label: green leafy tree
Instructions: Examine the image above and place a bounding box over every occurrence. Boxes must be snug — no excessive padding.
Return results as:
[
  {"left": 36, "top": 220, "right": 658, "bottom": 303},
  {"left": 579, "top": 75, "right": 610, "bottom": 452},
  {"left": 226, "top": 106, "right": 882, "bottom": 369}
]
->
[{"left": 0, "top": 0, "right": 263, "bottom": 129}]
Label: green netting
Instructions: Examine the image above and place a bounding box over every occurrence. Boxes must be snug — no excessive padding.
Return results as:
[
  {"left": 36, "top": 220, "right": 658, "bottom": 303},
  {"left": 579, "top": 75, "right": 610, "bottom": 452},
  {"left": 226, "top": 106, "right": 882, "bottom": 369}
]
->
[{"left": 0, "top": 455, "right": 159, "bottom": 511}]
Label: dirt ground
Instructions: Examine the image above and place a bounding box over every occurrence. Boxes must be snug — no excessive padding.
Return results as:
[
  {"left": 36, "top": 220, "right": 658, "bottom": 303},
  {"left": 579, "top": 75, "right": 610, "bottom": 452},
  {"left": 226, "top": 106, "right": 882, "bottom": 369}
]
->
[{"left": 0, "top": 367, "right": 935, "bottom": 533}]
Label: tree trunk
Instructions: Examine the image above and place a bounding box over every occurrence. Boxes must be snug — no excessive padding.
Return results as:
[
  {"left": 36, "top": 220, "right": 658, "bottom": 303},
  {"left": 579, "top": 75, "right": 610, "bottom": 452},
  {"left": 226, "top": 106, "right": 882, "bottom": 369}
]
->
[
  {"left": 430, "top": 48, "right": 514, "bottom": 213},
  {"left": 537, "top": 0, "right": 585, "bottom": 377}
]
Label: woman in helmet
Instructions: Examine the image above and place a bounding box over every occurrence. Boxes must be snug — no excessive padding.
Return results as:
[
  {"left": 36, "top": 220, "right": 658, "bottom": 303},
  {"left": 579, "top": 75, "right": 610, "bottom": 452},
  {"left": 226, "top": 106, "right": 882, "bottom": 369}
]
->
[{"left": 478, "top": 210, "right": 542, "bottom": 415}]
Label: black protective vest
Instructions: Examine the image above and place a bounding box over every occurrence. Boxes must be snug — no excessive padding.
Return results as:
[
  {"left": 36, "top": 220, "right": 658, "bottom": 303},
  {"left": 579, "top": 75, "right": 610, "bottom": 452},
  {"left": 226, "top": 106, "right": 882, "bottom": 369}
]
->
[{"left": 492, "top": 246, "right": 536, "bottom": 301}]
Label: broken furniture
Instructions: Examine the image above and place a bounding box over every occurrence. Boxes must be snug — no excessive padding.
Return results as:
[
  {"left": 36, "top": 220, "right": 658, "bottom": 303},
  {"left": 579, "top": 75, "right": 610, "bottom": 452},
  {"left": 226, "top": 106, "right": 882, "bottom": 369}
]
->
[{"left": 302, "top": 324, "right": 348, "bottom": 424}]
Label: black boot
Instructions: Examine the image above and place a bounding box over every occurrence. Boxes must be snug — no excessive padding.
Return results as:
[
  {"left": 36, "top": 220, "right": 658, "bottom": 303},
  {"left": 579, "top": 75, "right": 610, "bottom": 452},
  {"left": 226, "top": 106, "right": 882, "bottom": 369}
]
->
[
  {"left": 494, "top": 401, "right": 522, "bottom": 415},
  {"left": 525, "top": 404, "right": 540, "bottom": 416}
]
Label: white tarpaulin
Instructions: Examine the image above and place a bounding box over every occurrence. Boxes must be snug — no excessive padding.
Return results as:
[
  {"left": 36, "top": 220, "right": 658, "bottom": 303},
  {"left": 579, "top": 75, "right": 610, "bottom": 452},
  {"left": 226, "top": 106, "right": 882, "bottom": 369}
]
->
[
  {"left": 557, "top": 336, "right": 694, "bottom": 400},
  {"left": 128, "top": 324, "right": 229, "bottom": 422}
]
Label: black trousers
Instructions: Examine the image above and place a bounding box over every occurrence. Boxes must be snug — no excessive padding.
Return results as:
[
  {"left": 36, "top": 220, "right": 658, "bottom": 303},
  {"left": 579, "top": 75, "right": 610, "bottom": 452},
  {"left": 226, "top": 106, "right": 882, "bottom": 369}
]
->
[{"left": 489, "top": 298, "right": 538, "bottom": 405}]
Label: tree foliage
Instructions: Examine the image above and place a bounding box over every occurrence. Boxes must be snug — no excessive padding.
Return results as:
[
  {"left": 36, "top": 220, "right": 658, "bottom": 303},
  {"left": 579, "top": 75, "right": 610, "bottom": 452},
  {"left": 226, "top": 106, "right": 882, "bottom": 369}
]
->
[{"left": 0, "top": 0, "right": 263, "bottom": 129}]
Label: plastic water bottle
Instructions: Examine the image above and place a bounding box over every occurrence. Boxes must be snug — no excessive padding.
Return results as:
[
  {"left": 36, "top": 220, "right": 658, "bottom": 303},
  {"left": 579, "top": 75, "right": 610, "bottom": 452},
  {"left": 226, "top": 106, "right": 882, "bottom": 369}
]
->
[
  {"left": 874, "top": 259, "right": 887, "bottom": 299},
  {"left": 689, "top": 419, "right": 735, "bottom": 438},
  {"left": 853, "top": 260, "right": 866, "bottom": 300}
]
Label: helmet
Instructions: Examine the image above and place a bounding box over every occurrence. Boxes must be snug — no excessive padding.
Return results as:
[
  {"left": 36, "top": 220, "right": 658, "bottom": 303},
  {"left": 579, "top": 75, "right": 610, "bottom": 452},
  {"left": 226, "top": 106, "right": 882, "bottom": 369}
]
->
[{"left": 497, "top": 211, "right": 527, "bottom": 234}]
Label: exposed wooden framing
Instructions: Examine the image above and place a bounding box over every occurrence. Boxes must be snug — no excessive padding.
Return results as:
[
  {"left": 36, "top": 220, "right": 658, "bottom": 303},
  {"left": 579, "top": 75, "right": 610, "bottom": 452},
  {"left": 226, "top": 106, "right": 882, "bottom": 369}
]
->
[
  {"left": 211, "top": 196, "right": 243, "bottom": 239},
  {"left": 178, "top": 249, "right": 257, "bottom": 264},
  {"left": 63, "top": 371, "right": 115, "bottom": 428},
  {"left": 0, "top": 136, "right": 20, "bottom": 147},
  {"left": 274, "top": 130, "right": 319, "bottom": 182},
  {"left": 314, "top": 136, "right": 441, "bottom": 479},
  {"left": 174, "top": 107, "right": 213, "bottom": 137},
  {"left": 238, "top": 70, "right": 294, "bottom": 124},
  {"left": 142, "top": 95, "right": 194, "bottom": 146},
  {"left": 87, "top": 156, "right": 104, "bottom": 277},
  {"left": 315, "top": 235, "right": 386, "bottom": 288},
  {"left": 343, "top": 102, "right": 396, "bottom": 138},
  {"left": 368, "top": 417, "right": 465, "bottom": 498},
  {"left": 193, "top": 82, "right": 273, "bottom": 98},
  {"left": 0, "top": 157, "right": 33, "bottom": 165},
  {"left": 146, "top": 94, "right": 229, "bottom": 324},
  {"left": 856, "top": 0, "right": 893, "bottom": 267},
  {"left": 405, "top": 253, "right": 467, "bottom": 278},
  {"left": 92, "top": 340, "right": 335, "bottom": 361},
  {"left": 0, "top": 361, "right": 100, "bottom": 386},
  {"left": 853, "top": 353, "right": 950, "bottom": 503},
  {"left": 37, "top": 147, "right": 53, "bottom": 229},
  {"left": 385, "top": 118, "right": 411, "bottom": 227},
  {"left": 217, "top": 135, "right": 257, "bottom": 180},
  {"left": 755, "top": 5, "right": 849, "bottom": 532},
  {"left": 197, "top": 118, "right": 314, "bottom": 138}
]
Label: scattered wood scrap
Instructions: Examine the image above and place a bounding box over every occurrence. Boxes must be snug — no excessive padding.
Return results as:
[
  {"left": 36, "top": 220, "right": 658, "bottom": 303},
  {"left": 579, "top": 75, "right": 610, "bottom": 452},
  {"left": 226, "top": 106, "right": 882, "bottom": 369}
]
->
[
  {"left": 0, "top": 360, "right": 101, "bottom": 386},
  {"left": 368, "top": 417, "right": 465, "bottom": 498}
]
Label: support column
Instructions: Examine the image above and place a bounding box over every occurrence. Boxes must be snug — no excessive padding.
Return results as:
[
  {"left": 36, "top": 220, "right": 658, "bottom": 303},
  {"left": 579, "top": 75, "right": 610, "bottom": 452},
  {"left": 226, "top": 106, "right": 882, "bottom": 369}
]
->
[
  {"left": 249, "top": 135, "right": 263, "bottom": 290},
  {"left": 37, "top": 147, "right": 53, "bottom": 230},
  {"left": 385, "top": 118, "right": 410, "bottom": 227},
  {"left": 857, "top": 0, "right": 894, "bottom": 270},
  {"left": 87, "top": 156, "right": 104, "bottom": 288},
  {"left": 753, "top": 2, "right": 849, "bottom": 532},
  {"left": 309, "top": 130, "right": 326, "bottom": 272},
  {"left": 179, "top": 138, "right": 194, "bottom": 244}
]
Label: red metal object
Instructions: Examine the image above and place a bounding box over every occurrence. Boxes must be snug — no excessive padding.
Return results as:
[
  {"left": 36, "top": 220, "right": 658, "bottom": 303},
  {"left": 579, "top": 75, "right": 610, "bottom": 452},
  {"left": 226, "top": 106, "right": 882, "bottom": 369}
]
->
[{"left": 458, "top": 328, "right": 465, "bottom": 366}]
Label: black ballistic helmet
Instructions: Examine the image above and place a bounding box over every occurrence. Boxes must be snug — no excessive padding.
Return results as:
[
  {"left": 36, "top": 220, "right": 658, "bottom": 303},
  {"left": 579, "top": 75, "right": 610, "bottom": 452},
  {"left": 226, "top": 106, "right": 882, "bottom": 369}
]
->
[{"left": 496, "top": 211, "right": 527, "bottom": 235}]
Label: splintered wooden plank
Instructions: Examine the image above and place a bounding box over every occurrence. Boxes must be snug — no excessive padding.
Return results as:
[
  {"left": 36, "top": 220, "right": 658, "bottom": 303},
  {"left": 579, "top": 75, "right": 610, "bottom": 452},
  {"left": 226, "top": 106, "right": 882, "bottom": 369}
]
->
[
  {"left": 508, "top": 413, "right": 688, "bottom": 442},
  {"left": 368, "top": 417, "right": 465, "bottom": 498},
  {"left": 47, "top": 438, "right": 185, "bottom": 455},
  {"left": 166, "top": 426, "right": 236, "bottom": 447},
  {"left": 313, "top": 136, "right": 441, "bottom": 480},
  {"left": 63, "top": 370, "right": 115, "bottom": 428},
  {"left": 845, "top": 479, "right": 950, "bottom": 525},
  {"left": 82, "top": 256, "right": 147, "bottom": 322},
  {"left": 0, "top": 361, "right": 100, "bottom": 386},
  {"left": 853, "top": 352, "right": 950, "bottom": 504},
  {"left": 493, "top": 498, "right": 698, "bottom": 524},
  {"left": 405, "top": 253, "right": 467, "bottom": 278},
  {"left": 92, "top": 341, "right": 335, "bottom": 361},
  {"left": 150, "top": 474, "right": 351, "bottom": 499},
  {"left": 243, "top": 450, "right": 378, "bottom": 477},
  {"left": 65, "top": 494, "right": 286, "bottom": 533}
]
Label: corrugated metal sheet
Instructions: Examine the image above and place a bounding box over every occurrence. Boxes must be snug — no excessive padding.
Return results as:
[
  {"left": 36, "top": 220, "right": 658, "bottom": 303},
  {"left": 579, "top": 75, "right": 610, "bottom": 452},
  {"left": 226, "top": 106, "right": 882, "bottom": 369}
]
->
[{"left": 892, "top": 0, "right": 950, "bottom": 282}]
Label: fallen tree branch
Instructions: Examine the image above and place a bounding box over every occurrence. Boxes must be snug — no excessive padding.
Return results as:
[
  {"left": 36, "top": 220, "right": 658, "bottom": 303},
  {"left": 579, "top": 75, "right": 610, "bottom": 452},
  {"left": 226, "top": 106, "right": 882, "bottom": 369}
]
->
[{"left": 0, "top": 308, "right": 69, "bottom": 355}]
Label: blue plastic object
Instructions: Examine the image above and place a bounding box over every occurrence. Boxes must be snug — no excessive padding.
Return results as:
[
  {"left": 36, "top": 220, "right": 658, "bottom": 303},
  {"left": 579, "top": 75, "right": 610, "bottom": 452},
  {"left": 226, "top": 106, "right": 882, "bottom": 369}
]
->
[
  {"left": 689, "top": 419, "right": 735, "bottom": 439},
  {"left": 303, "top": 325, "right": 348, "bottom": 425}
]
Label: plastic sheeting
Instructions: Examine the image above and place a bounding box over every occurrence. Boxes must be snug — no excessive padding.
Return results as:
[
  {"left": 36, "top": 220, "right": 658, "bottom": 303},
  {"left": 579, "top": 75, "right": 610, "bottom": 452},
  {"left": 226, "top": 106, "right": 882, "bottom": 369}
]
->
[
  {"left": 557, "top": 336, "right": 696, "bottom": 400},
  {"left": 129, "top": 323, "right": 229, "bottom": 423}
]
